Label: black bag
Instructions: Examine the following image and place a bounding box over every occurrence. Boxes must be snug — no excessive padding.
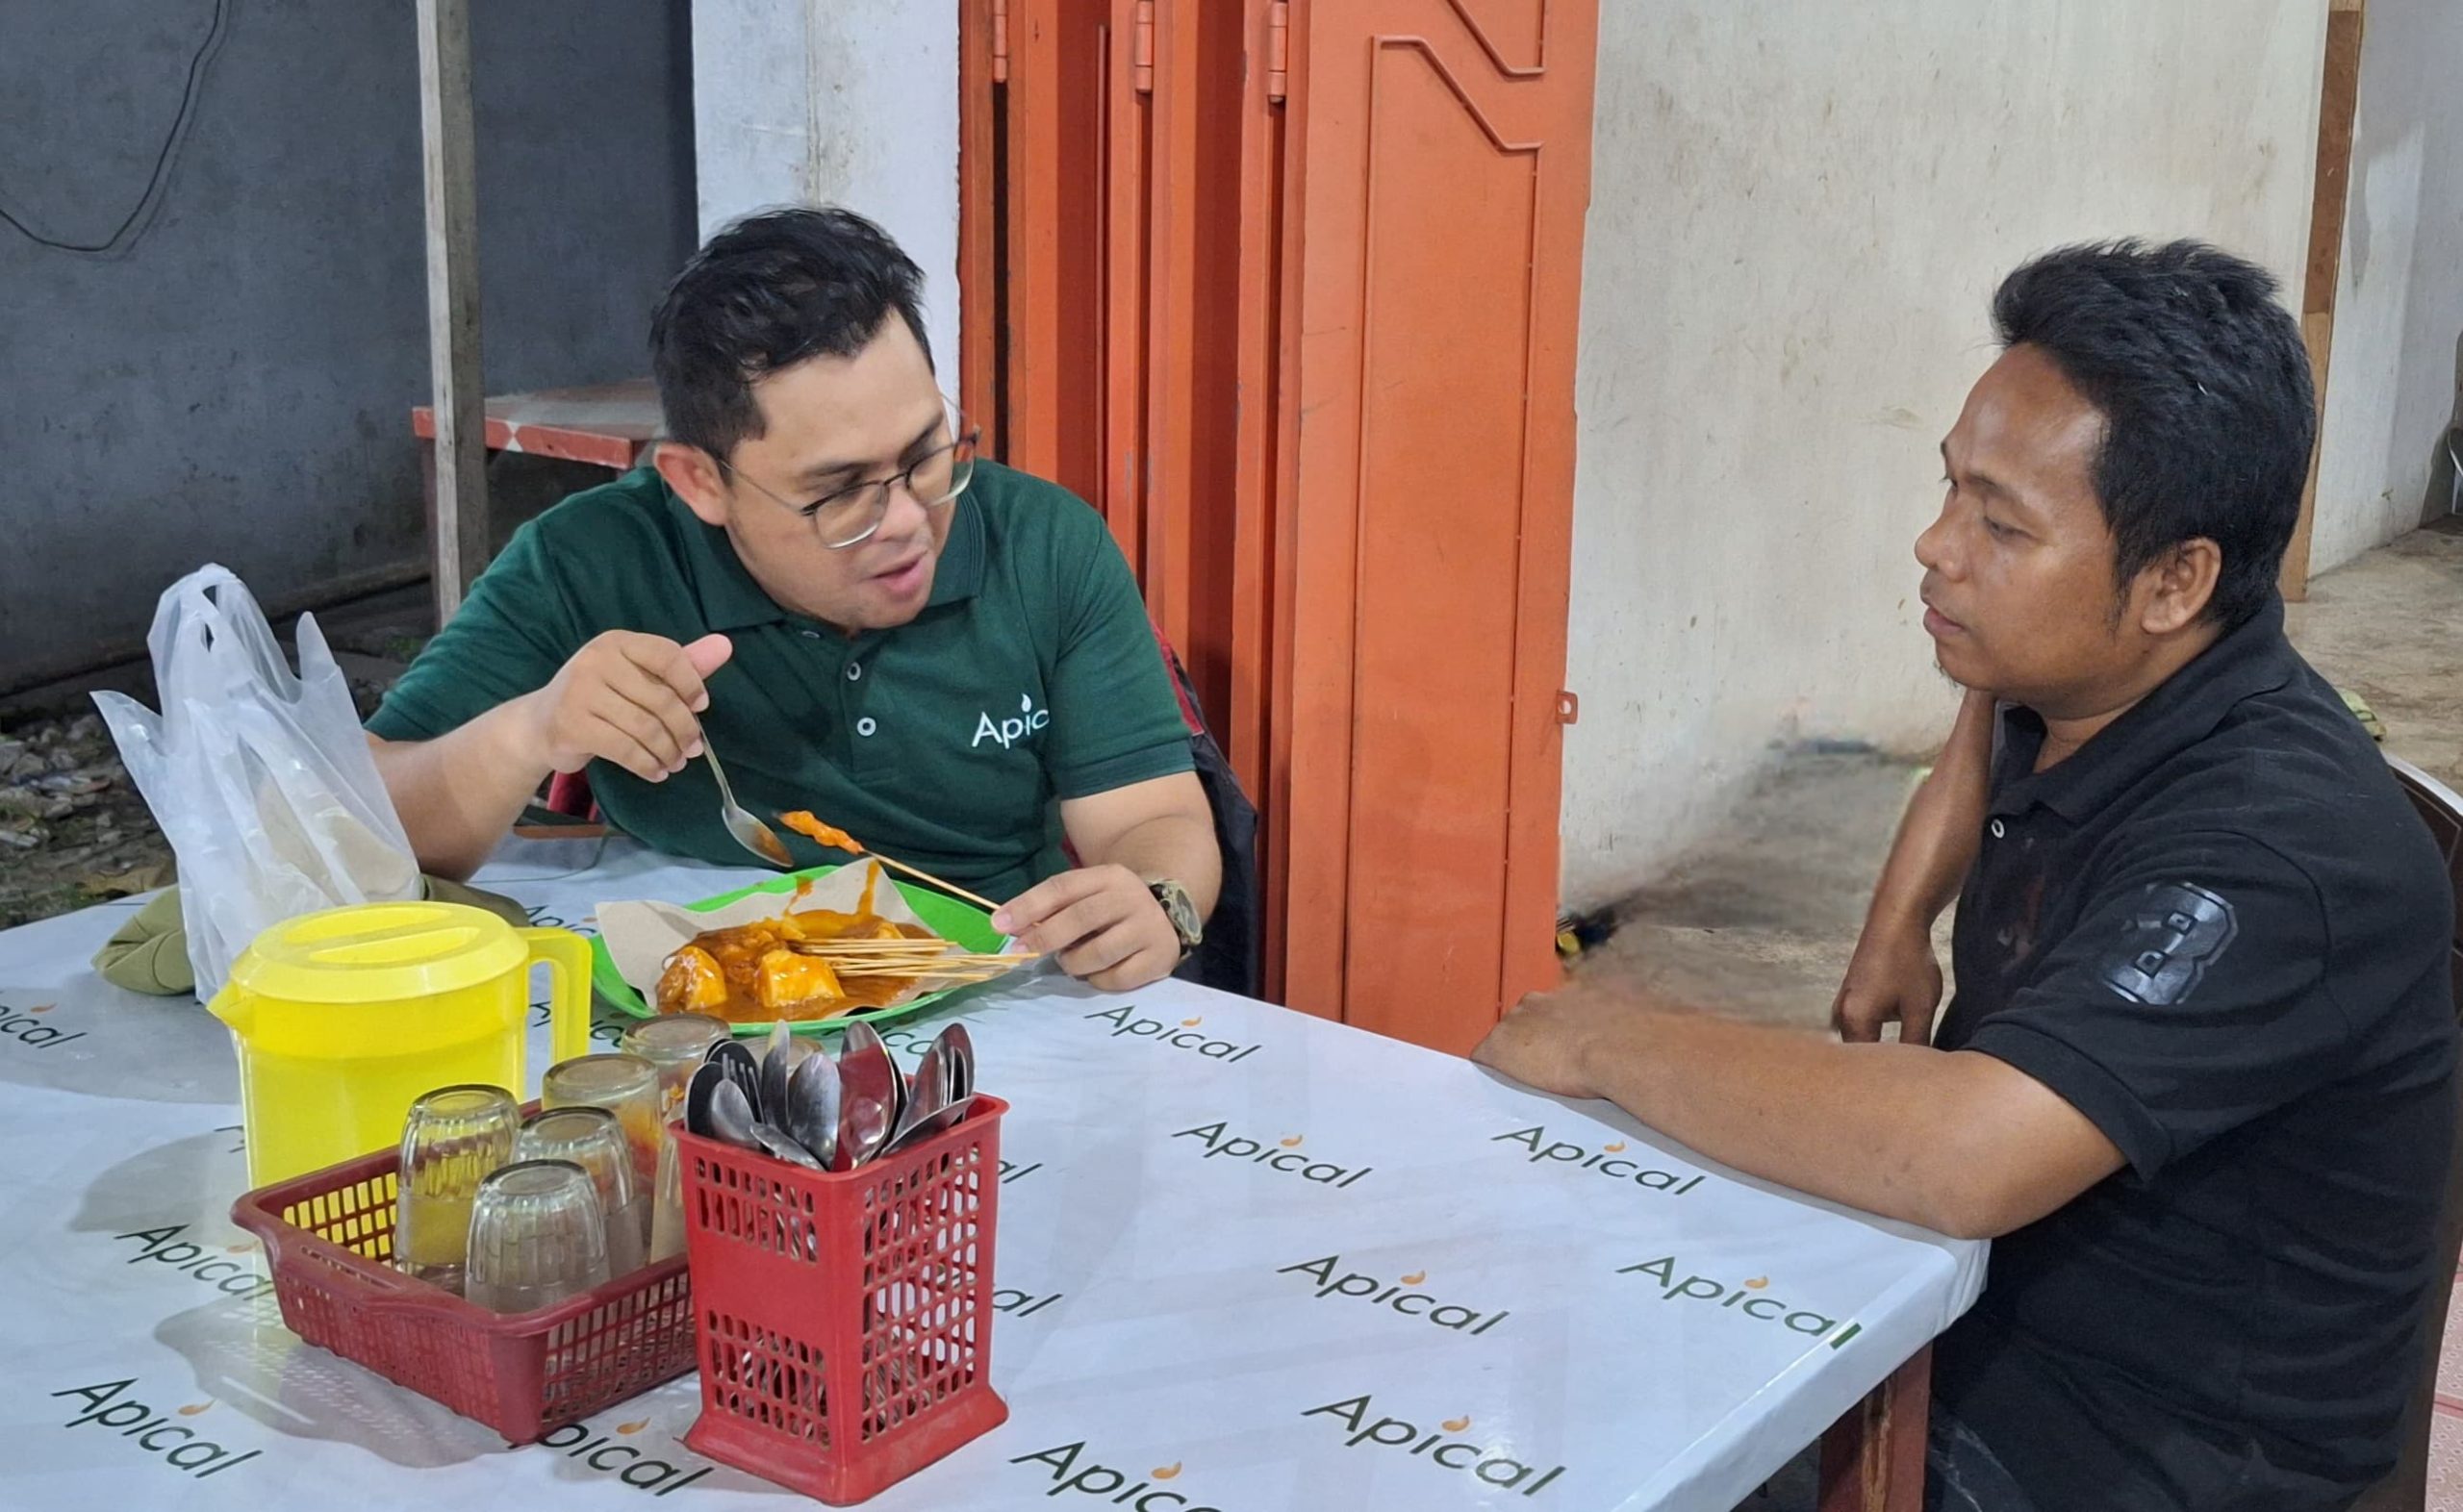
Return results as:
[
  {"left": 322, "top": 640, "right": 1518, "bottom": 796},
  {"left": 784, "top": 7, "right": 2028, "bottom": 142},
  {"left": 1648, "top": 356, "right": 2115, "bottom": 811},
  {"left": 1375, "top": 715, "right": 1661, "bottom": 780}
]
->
[{"left": 1154, "top": 639, "right": 1263, "bottom": 999}]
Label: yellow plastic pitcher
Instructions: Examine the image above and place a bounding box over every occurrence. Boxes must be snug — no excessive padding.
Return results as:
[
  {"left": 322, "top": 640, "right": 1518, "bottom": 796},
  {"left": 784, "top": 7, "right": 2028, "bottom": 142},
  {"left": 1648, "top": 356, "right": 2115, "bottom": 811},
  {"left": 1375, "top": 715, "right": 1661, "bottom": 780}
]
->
[{"left": 209, "top": 901, "right": 592, "bottom": 1187}]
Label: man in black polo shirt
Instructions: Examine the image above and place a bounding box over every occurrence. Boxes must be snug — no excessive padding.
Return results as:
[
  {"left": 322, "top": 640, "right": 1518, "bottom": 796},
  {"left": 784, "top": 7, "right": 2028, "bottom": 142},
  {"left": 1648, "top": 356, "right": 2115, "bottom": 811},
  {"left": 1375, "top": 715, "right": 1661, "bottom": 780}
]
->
[
  {"left": 1475, "top": 240, "right": 2456, "bottom": 1510},
  {"left": 368, "top": 208, "right": 1219, "bottom": 991}
]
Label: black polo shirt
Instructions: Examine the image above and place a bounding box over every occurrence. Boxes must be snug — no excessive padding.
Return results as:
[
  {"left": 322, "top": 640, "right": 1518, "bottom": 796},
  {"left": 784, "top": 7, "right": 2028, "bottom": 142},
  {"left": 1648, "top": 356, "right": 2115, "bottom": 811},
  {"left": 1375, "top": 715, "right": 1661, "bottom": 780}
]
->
[{"left": 1931, "top": 598, "right": 2456, "bottom": 1511}]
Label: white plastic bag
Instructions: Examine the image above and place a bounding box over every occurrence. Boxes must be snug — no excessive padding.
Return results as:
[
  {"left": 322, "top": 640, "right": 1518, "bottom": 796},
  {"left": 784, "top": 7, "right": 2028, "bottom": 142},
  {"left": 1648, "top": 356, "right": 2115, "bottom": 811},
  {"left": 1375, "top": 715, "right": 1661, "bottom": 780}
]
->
[{"left": 94, "top": 565, "right": 421, "bottom": 999}]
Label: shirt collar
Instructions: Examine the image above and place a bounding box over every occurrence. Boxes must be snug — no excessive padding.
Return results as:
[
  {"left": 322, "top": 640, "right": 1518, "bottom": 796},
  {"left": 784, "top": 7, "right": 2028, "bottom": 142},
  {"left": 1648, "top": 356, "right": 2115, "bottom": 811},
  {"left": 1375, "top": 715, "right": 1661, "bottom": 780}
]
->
[
  {"left": 668, "top": 476, "right": 988, "bottom": 632},
  {"left": 1992, "top": 595, "right": 2300, "bottom": 824},
  {"left": 666, "top": 477, "right": 792, "bottom": 632},
  {"left": 926, "top": 491, "right": 986, "bottom": 608}
]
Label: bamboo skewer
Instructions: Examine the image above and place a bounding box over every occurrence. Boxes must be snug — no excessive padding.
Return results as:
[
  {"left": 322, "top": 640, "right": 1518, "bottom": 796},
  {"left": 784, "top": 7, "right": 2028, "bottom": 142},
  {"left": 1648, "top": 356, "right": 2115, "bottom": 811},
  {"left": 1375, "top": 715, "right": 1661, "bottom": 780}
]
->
[
  {"left": 823, "top": 966, "right": 1012, "bottom": 981},
  {"left": 777, "top": 811, "right": 1005, "bottom": 915},
  {"left": 786, "top": 947, "right": 1023, "bottom": 968},
  {"left": 786, "top": 943, "right": 943, "bottom": 952},
  {"left": 789, "top": 940, "right": 1029, "bottom": 957},
  {"left": 858, "top": 851, "right": 1003, "bottom": 915}
]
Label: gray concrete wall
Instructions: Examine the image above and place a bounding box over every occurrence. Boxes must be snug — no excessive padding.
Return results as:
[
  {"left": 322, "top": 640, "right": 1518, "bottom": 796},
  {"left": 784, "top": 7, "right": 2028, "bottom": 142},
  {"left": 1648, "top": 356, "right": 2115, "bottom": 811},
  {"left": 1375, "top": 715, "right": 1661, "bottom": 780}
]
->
[
  {"left": 2310, "top": 0, "right": 2463, "bottom": 568},
  {"left": 693, "top": 0, "right": 960, "bottom": 381},
  {"left": 0, "top": 0, "right": 696, "bottom": 686},
  {"left": 1560, "top": 0, "right": 2328, "bottom": 906}
]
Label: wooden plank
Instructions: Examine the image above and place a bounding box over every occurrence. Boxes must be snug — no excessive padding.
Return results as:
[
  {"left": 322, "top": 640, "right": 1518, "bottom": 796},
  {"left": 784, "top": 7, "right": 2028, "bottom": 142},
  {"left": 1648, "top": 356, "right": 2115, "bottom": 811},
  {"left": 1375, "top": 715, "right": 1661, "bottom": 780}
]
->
[
  {"left": 1101, "top": 0, "right": 1150, "bottom": 573},
  {"left": 1280, "top": 0, "right": 1597, "bottom": 1046},
  {"left": 2304, "top": 8, "right": 2366, "bottom": 316},
  {"left": 1259, "top": 0, "right": 1309, "bottom": 1008},
  {"left": 2284, "top": 3, "right": 2366, "bottom": 599},
  {"left": 1817, "top": 1345, "right": 1935, "bottom": 1512},
  {"left": 1141, "top": 0, "right": 1203, "bottom": 657},
  {"left": 957, "top": 0, "right": 1001, "bottom": 448},
  {"left": 415, "top": 0, "right": 486, "bottom": 620},
  {"left": 2283, "top": 311, "right": 2335, "bottom": 596},
  {"left": 1228, "top": 0, "right": 1286, "bottom": 805},
  {"left": 1004, "top": 0, "right": 1067, "bottom": 482},
  {"left": 411, "top": 381, "right": 661, "bottom": 470}
]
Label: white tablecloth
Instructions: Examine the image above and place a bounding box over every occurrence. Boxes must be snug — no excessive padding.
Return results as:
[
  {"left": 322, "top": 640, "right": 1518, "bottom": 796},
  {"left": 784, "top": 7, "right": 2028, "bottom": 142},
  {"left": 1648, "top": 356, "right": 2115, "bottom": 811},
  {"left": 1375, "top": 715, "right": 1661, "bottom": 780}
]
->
[{"left": 0, "top": 838, "right": 1984, "bottom": 1512}]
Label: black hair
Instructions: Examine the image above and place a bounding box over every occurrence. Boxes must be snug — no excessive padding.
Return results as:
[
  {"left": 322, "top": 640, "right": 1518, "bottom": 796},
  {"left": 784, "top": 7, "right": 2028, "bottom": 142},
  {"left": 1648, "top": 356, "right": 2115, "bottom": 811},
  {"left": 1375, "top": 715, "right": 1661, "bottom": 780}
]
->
[
  {"left": 649, "top": 206, "right": 931, "bottom": 461},
  {"left": 1991, "top": 239, "right": 2315, "bottom": 628}
]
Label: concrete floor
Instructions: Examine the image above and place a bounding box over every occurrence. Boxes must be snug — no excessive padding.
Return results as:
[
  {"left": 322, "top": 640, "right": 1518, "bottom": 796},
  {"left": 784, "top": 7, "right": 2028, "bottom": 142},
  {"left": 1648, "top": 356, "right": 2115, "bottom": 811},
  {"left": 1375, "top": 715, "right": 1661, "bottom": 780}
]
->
[{"left": 1591, "top": 521, "right": 2463, "bottom": 1512}]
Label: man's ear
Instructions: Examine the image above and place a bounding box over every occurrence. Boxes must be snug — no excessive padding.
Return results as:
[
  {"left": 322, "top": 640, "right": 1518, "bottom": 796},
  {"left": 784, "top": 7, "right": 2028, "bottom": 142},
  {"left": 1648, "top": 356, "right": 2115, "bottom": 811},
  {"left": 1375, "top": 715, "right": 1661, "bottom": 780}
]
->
[
  {"left": 655, "top": 441, "right": 730, "bottom": 527},
  {"left": 2131, "top": 538, "right": 2222, "bottom": 636}
]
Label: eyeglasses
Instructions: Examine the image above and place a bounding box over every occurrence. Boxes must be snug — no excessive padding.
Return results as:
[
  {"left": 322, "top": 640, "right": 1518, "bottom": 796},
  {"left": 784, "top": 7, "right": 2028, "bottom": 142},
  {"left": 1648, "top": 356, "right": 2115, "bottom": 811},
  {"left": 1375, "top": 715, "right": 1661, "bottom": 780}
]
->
[{"left": 715, "top": 396, "right": 979, "bottom": 549}]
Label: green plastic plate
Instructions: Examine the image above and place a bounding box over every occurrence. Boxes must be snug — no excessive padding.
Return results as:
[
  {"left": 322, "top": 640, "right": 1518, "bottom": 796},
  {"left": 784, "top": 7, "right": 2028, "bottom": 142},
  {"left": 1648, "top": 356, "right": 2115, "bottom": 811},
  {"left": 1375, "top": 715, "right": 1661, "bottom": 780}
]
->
[{"left": 591, "top": 862, "right": 1006, "bottom": 1037}]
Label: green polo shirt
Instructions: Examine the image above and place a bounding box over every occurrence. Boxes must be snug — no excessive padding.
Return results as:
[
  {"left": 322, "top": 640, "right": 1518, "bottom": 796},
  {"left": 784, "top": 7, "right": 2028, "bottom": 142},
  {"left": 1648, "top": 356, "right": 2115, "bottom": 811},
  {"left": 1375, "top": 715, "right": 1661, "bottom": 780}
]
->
[{"left": 368, "top": 462, "right": 1194, "bottom": 901}]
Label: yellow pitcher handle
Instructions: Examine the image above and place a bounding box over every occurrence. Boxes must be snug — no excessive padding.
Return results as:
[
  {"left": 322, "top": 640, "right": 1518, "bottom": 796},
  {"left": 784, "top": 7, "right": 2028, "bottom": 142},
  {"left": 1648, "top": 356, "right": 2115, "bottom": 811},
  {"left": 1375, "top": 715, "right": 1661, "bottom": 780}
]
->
[{"left": 521, "top": 927, "right": 594, "bottom": 1068}]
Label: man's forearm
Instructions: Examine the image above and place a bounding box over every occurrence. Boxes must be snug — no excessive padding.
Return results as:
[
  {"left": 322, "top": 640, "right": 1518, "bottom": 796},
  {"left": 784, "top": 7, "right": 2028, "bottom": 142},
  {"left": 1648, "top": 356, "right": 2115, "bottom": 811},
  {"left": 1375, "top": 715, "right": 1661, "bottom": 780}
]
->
[
  {"left": 1865, "top": 688, "right": 1995, "bottom": 931},
  {"left": 1579, "top": 1011, "right": 1995, "bottom": 1236},
  {"left": 368, "top": 698, "right": 552, "bottom": 881},
  {"left": 1084, "top": 810, "right": 1222, "bottom": 920}
]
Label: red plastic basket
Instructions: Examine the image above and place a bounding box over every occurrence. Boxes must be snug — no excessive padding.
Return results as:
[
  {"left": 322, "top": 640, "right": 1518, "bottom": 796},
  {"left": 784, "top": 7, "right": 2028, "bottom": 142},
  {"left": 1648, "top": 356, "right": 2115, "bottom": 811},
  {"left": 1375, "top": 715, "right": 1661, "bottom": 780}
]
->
[
  {"left": 230, "top": 1142, "right": 697, "bottom": 1444},
  {"left": 675, "top": 1095, "right": 1010, "bottom": 1504}
]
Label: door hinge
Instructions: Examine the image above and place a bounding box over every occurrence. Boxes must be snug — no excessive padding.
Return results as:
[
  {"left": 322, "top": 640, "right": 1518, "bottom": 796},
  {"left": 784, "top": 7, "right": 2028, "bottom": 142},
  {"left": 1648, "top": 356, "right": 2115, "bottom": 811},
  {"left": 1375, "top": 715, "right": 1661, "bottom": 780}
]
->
[
  {"left": 1265, "top": 2, "right": 1289, "bottom": 104},
  {"left": 1557, "top": 691, "right": 1580, "bottom": 726},
  {"left": 990, "top": 0, "right": 1010, "bottom": 84},
  {"left": 1132, "top": 0, "right": 1155, "bottom": 93}
]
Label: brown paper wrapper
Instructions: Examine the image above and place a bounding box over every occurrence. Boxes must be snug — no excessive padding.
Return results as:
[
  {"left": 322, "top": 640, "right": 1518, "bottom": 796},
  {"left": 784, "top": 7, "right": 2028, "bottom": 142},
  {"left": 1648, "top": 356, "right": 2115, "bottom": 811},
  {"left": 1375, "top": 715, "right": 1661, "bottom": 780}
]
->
[{"left": 596, "top": 860, "right": 1027, "bottom": 1019}]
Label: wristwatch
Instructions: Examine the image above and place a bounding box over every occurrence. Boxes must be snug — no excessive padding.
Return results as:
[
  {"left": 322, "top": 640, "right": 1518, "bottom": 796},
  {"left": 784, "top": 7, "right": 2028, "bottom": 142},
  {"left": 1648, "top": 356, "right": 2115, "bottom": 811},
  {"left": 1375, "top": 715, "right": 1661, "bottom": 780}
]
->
[{"left": 1147, "top": 878, "right": 1204, "bottom": 962}]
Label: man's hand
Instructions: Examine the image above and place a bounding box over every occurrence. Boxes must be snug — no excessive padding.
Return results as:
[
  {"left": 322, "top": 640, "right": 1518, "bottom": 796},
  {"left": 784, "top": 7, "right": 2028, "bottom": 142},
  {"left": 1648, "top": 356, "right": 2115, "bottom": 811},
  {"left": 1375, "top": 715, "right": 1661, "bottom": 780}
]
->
[
  {"left": 515, "top": 631, "right": 734, "bottom": 782},
  {"left": 1473, "top": 978, "right": 1672, "bottom": 1099},
  {"left": 1832, "top": 919, "right": 1945, "bottom": 1045},
  {"left": 993, "top": 865, "right": 1181, "bottom": 992}
]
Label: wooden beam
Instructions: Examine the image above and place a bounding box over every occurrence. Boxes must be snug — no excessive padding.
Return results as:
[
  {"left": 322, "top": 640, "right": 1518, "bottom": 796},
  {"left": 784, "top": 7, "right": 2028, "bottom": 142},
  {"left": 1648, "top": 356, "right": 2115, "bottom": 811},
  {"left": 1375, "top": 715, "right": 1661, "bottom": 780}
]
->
[
  {"left": 2283, "top": 1, "right": 2367, "bottom": 599},
  {"left": 1817, "top": 1345, "right": 1935, "bottom": 1512},
  {"left": 2283, "top": 311, "right": 2336, "bottom": 595},
  {"left": 416, "top": 0, "right": 487, "bottom": 620},
  {"left": 957, "top": 0, "right": 1001, "bottom": 451}
]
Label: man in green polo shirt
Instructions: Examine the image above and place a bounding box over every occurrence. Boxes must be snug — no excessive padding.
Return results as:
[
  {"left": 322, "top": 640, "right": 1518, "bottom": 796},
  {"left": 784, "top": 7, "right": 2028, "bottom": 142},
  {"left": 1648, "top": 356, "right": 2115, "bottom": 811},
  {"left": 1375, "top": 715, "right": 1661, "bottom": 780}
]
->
[{"left": 368, "top": 207, "right": 1219, "bottom": 992}]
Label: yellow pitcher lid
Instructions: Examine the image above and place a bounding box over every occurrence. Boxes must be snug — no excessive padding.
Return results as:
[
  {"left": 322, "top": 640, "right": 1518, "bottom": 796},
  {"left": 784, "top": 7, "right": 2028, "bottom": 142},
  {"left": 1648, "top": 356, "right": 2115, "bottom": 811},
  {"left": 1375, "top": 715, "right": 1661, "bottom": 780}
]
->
[{"left": 227, "top": 901, "right": 530, "bottom": 1003}]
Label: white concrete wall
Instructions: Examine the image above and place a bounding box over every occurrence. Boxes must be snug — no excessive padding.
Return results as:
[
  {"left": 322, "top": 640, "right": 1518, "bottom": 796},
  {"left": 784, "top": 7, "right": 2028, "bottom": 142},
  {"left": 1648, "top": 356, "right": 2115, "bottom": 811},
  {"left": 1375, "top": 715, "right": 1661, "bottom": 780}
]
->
[
  {"left": 2309, "top": 0, "right": 2463, "bottom": 570},
  {"left": 1561, "top": 1, "right": 2329, "bottom": 907},
  {"left": 691, "top": 0, "right": 962, "bottom": 380}
]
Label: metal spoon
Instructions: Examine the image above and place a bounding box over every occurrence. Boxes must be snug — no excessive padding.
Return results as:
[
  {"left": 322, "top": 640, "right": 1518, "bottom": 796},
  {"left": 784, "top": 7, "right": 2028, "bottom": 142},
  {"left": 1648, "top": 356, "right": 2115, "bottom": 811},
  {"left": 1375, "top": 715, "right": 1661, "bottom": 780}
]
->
[
  {"left": 831, "top": 1032, "right": 898, "bottom": 1171},
  {"left": 834, "top": 1094, "right": 893, "bottom": 1172},
  {"left": 701, "top": 735, "right": 792, "bottom": 868},
  {"left": 840, "top": 1021, "right": 902, "bottom": 1136},
  {"left": 926, "top": 1039, "right": 979, "bottom": 1142},
  {"left": 752, "top": 1119, "right": 825, "bottom": 1170},
  {"left": 935, "top": 1023, "right": 975, "bottom": 1104},
  {"left": 786, "top": 1051, "right": 841, "bottom": 1169},
  {"left": 706, "top": 1077, "right": 763, "bottom": 1151},
  {"left": 760, "top": 1021, "right": 812, "bottom": 1121},
  {"left": 886, "top": 1045, "right": 949, "bottom": 1152},
  {"left": 903, "top": 1036, "right": 976, "bottom": 1145}
]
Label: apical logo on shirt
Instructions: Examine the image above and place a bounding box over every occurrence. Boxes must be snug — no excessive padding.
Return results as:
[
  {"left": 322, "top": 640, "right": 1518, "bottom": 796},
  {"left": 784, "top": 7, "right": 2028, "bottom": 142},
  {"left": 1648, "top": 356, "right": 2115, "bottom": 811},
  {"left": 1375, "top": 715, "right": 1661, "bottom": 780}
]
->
[{"left": 972, "top": 693, "right": 1050, "bottom": 750}]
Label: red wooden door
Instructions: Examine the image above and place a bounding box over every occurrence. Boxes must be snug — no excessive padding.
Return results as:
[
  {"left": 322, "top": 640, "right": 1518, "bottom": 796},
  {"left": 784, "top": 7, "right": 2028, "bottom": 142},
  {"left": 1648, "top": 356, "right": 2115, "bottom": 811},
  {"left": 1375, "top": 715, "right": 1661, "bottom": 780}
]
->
[
  {"left": 962, "top": 0, "right": 1598, "bottom": 1052},
  {"left": 1276, "top": 0, "right": 1598, "bottom": 1051}
]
